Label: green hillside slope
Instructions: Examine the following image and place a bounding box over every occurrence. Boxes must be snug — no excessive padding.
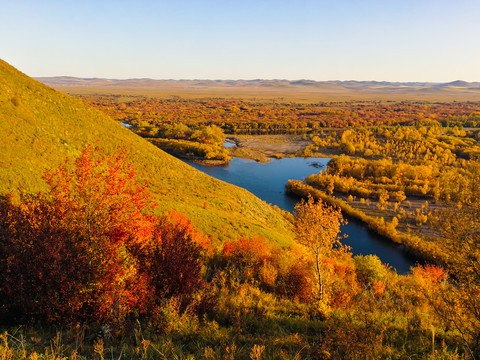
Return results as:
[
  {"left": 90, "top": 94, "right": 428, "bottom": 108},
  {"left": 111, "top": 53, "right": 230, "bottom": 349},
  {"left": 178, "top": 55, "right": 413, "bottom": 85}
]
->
[{"left": 0, "top": 59, "right": 293, "bottom": 245}]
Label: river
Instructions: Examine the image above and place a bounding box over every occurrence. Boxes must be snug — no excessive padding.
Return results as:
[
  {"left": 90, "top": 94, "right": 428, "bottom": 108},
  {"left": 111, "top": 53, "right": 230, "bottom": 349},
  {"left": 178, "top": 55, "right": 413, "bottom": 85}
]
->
[{"left": 184, "top": 157, "right": 416, "bottom": 274}]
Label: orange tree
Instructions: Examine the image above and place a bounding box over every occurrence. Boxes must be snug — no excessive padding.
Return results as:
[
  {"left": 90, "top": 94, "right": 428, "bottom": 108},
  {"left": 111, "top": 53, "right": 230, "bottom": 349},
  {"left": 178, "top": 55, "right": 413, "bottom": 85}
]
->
[{"left": 294, "top": 195, "right": 347, "bottom": 299}]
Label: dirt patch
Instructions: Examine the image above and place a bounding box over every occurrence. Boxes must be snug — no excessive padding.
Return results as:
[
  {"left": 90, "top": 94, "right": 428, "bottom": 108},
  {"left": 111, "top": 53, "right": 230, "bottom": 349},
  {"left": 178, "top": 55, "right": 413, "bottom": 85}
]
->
[
  {"left": 193, "top": 159, "right": 230, "bottom": 166},
  {"left": 228, "top": 146, "right": 271, "bottom": 162},
  {"left": 228, "top": 135, "right": 313, "bottom": 161}
]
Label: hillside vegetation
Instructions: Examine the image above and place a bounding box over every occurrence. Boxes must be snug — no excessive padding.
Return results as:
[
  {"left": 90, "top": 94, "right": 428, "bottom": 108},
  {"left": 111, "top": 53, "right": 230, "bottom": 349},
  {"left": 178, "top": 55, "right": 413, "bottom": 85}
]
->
[
  {"left": 0, "top": 59, "right": 293, "bottom": 246},
  {"left": 2, "top": 61, "right": 480, "bottom": 359}
]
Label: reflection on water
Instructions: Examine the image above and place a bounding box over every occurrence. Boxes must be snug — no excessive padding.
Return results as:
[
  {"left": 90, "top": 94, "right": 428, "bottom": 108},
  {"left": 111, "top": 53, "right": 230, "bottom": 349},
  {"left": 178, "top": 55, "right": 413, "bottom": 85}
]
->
[{"left": 184, "top": 157, "right": 416, "bottom": 274}]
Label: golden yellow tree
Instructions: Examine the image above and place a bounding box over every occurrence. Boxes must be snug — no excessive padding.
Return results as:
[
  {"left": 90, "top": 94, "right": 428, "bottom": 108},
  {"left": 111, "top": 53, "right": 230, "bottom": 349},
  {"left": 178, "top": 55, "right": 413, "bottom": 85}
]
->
[
  {"left": 431, "top": 164, "right": 480, "bottom": 358},
  {"left": 294, "top": 195, "right": 347, "bottom": 298}
]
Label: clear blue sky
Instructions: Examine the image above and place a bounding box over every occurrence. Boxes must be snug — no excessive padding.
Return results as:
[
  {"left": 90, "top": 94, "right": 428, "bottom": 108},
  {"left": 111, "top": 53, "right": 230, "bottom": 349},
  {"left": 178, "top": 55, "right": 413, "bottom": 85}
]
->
[{"left": 1, "top": 0, "right": 479, "bottom": 82}]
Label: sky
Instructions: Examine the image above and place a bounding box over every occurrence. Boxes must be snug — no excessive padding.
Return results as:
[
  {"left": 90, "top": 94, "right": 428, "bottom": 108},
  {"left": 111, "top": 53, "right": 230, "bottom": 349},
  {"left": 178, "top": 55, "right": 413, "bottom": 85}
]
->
[{"left": 1, "top": 0, "right": 480, "bottom": 82}]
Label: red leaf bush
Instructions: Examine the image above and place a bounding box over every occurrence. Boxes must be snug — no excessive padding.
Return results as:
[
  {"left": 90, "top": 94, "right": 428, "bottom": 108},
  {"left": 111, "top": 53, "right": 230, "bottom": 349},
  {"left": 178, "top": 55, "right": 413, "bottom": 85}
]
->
[{"left": 0, "top": 146, "right": 206, "bottom": 325}]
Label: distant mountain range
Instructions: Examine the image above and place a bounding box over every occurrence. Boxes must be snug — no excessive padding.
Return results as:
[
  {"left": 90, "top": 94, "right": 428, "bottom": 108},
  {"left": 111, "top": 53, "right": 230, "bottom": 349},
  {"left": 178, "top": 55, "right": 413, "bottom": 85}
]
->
[
  {"left": 34, "top": 77, "right": 480, "bottom": 102},
  {"left": 36, "top": 77, "right": 480, "bottom": 89}
]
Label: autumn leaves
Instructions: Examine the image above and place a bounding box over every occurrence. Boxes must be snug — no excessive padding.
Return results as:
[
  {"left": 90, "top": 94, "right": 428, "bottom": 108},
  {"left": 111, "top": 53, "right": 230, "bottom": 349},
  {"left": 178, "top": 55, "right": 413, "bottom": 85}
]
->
[{"left": 0, "top": 147, "right": 207, "bottom": 324}]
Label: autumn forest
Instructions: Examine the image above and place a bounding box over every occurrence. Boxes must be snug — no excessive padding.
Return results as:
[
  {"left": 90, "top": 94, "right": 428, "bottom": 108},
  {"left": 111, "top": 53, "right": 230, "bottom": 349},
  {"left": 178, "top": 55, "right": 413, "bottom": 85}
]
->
[{"left": 1, "top": 60, "right": 480, "bottom": 360}]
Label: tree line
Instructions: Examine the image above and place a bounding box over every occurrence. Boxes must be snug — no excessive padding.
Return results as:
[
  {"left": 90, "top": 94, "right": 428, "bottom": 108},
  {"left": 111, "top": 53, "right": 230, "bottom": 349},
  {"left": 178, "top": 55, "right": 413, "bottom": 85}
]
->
[{"left": 81, "top": 96, "right": 480, "bottom": 135}]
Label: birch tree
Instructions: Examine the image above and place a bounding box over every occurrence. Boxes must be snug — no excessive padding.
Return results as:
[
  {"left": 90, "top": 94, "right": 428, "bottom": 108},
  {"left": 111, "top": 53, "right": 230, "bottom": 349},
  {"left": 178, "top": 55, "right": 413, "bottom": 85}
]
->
[{"left": 294, "top": 195, "right": 346, "bottom": 298}]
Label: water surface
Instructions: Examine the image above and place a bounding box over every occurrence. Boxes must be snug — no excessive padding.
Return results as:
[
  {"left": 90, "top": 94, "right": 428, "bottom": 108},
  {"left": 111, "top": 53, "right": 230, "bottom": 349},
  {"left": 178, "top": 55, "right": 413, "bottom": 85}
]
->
[{"left": 185, "top": 157, "right": 416, "bottom": 274}]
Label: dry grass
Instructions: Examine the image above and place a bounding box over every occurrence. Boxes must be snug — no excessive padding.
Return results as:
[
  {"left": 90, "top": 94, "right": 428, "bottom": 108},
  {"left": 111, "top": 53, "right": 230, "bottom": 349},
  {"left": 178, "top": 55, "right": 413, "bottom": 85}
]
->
[{"left": 40, "top": 82, "right": 480, "bottom": 103}]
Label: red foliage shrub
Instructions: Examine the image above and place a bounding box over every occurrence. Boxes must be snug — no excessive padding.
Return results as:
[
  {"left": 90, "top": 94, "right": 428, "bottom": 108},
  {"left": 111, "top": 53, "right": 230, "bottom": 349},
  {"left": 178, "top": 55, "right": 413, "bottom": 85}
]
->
[
  {"left": 222, "top": 236, "right": 273, "bottom": 269},
  {"left": 411, "top": 264, "right": 448, "bottom": 296},
  {"left": 0, "top": 146, "right": 157, "bottom": 323},
  {"left": 222, "top": 236, "right": 275, "bottom": 283},
  {"left": 162, "top": 210, "right": 213, "bottom": 256},
  {"left": 326, "top": 258, "right": 360, "bottom": 308},
  {"left": 136, "top": 210, "right": 206, "bottom": 304},
  {"left": 412, "top": 264, "right": 447, "bottom": 284},
  {"left": 0, "top": 147, "right": 206, "bottom": 324},
  {"left": 372, "top": 280, "right": 386, "bottom": 299},
  {"left": 279, "top": 262, "right": 315, "bottom": 303},
  {"left": 0, "top": 198, "right": 92, "bottom": 322}
]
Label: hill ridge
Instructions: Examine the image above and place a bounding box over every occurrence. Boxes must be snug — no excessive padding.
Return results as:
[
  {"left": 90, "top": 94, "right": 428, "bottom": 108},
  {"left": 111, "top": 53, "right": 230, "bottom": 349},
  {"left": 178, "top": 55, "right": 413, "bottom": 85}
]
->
[
  {"left": 0, "top": 59, "right": 294, "bottom": 246},
  {"left": 36, "top": 76, "right": 480, "bottom": 88},
  {"left": 35, "top": 76, "right": 480, "bottom": 101}
]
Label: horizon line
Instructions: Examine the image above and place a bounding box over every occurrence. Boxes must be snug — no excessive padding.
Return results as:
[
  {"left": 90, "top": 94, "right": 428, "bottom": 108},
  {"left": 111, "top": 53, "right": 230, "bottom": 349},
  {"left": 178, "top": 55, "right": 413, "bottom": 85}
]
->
[{"left": 33, "top": 76, "right": 479, "bottom": 85}]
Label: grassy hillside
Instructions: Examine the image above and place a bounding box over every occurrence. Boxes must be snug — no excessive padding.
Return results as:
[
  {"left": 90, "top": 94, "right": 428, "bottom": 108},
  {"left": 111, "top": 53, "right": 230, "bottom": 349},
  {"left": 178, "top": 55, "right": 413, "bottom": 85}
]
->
[{"left": 0, "top": 59, "right": 293, "bottom": 246}]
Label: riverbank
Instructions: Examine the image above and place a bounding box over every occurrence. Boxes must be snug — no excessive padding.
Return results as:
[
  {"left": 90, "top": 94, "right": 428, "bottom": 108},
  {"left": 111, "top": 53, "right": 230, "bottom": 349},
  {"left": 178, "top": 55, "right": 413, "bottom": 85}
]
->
[
  {"left": 285, "top": 180, "right": 445, "bottom": 265},
  {"left": 186, "top": 157, "right": 416, "bottom": 273},
  {"left": 148, "top": 138, "right": 231, "bottom": 166},
  {"left": 223, "top": 135, "right": 440, "bottom": 265}
]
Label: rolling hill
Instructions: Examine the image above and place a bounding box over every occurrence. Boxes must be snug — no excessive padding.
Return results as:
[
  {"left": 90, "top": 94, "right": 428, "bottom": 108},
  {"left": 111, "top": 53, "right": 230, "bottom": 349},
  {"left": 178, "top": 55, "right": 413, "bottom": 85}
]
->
[
  {"left": 36, "top": 76, "right": 480, "bottom": 102},
  {"left": 0, "top": 59, "right": 294, "bottom": 246}
]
